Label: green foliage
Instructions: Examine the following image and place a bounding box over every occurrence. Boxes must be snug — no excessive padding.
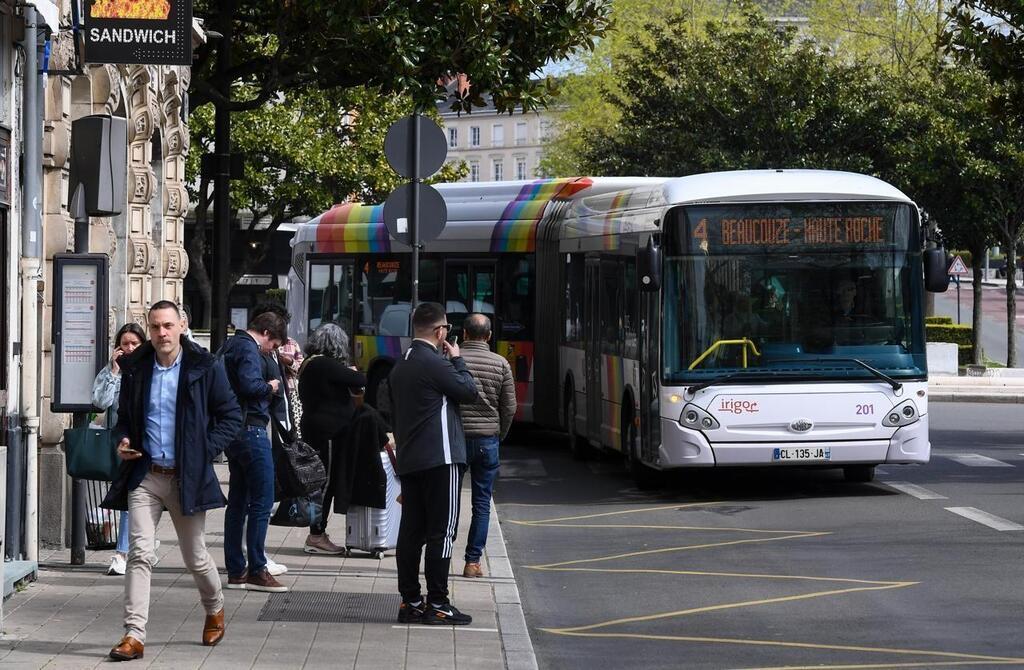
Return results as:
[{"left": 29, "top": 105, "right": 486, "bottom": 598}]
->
[
  {"left": 926, "top": 323, "right": 973, "bottom": 346},
  {"left": 192, "top": 1, "right": 610, "bottom": 114},
  {"left": 925, "top": 316, "right": 954, "bottom": 325}
]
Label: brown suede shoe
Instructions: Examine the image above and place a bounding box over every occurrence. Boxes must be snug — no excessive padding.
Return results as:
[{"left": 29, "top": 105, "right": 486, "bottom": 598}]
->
[
  {"left": 246, "top": 568, "right": 288, "bottom": 593},
  {"left": 202, "top": 608, "right": 226, "bottom": 646},
  {"left": 463, "top": 562, "right": 484, "bottom": 578},
  {"left": 109, "top": 635, "right": 144, "bottom": 661}
]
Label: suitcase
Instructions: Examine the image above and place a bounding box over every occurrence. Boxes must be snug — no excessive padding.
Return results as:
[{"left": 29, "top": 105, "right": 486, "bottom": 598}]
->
[{"left": 345, "top": 447, "right": 402, "bottom": 559}]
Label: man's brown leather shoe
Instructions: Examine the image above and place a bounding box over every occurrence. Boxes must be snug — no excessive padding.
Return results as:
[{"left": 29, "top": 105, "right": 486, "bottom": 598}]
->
[
  {"left": 463, "top": 562, "right": 484, "bottom": 578},
  {"left": 202, "top": 608, "right": 226, "bottom": 646},
  {"left": 109, "top": 635, "right": 144, "bottom": 661}
]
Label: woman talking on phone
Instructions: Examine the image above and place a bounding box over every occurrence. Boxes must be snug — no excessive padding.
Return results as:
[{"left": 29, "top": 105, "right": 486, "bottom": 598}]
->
[{"left": 92, "top": 322, "right": 148, "bottom": 576}]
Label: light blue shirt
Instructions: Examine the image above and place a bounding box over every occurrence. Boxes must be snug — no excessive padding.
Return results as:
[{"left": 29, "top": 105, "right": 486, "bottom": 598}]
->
[{"left": 145, "top": 349, "right": 183, "bottom": 467}]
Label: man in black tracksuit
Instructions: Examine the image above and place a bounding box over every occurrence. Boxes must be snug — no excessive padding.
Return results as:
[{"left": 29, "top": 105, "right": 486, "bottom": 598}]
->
[{"left": 389, "top": 302, "right": 478, "bottom": 625}]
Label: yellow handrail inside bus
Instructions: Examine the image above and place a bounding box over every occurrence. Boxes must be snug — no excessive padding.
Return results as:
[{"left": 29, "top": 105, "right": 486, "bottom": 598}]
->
[{"left": 688, "top": 338, "right": 762, "bottom": 370}]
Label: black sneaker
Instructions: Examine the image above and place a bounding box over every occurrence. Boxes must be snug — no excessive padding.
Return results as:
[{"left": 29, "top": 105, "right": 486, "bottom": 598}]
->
[
  {"left": 423, "top": 601, "right": 472, "bottom": 626},
  {"left": 397, "top": 600, "right": 426, "bottom": 624}
]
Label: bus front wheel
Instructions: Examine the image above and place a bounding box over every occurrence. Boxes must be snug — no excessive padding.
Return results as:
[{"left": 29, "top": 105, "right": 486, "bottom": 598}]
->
[{"left": 843, "top": 465, "right": 876, "bottom": 483}]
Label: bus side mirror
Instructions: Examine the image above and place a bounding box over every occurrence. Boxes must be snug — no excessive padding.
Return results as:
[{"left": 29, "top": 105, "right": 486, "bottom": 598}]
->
[
  {"left": 924, "top": 248, "right": 949, "bottom": 293},
  {"left": 638, "top": 237, "right": 662, "bottom": 292}
]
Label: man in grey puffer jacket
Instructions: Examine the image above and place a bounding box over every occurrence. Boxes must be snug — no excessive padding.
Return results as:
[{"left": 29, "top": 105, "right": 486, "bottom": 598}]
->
[{"left": 458, "top": 313, "right": 516, "bottom": 578}]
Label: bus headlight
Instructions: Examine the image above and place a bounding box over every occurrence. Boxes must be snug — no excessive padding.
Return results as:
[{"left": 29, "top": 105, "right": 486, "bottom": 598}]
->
[
  {"left": 882, "top": 400, "right": 919, "bottom": 427},
  {"left": 679, "top": 404, "right": 720, "bottom": 431}
]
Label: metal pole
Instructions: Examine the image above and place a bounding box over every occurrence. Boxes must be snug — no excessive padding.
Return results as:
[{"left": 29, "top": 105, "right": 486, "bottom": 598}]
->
[
  {"left": 20, "top": 3, "right": 43, "bottom": 564},
  {"left": 69, "top": 185, "right": 88, "bottom": 565},
  {"left": 210, "top": 3, "right": 233, "bottom": 353},
  {"left": 411, "top": 115, "right": 421, "bottom": 310},
  {"left": 956, "top": 276, "right": 961, "bottom": 325}
]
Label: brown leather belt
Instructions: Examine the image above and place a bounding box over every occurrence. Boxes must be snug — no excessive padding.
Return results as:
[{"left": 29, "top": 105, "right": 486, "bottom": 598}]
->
[{"left": 149, "top": 464, "right": 177, "bottom": 476}]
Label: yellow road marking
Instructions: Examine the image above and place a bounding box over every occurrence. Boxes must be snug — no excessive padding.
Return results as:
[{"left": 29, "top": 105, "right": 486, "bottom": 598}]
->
[
  {"left": 550, "top": 582, "right": 913, "bottom": 633},
  {"left": 527, "top": 532, "right": 829, "bottom": 570},
  {"left": 508, "top": 503, "right": 1024, "bottom": 665},
  {"left": 537, "top": 631, "right": 1024, "bottom": 665}
]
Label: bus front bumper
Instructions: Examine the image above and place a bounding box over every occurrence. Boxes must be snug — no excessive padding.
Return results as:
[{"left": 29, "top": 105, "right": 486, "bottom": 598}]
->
[{"left": 657, "top": 415, "right": 930, "bottom": 469}]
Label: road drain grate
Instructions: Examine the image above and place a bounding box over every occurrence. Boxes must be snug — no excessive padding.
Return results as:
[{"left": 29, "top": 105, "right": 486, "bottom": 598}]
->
[{"left": 257, "top": 591, "right": 402, "bottom": 624}]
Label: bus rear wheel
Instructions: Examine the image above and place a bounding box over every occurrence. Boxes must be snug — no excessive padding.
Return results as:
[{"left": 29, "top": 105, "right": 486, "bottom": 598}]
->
[
  {"left": 565, "top": 391, "right": 590, "bottom": 461},
  {"left": 843, "top": 465, "right": 876, "bottom": 483},
  {"left": 623, "top": 408, "right": 660, "bottom": 490}
]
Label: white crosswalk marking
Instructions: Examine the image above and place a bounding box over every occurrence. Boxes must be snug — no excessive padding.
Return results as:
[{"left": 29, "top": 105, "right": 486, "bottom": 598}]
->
[
  {"left": 883, "top": 481, "right": 948, "bottom": 500},
  {"left": 944, "top": 453, "right": 1014, "bottom": 467},
  {"left": 945, "top": 507, "right": 1024, "bottom": 531}
]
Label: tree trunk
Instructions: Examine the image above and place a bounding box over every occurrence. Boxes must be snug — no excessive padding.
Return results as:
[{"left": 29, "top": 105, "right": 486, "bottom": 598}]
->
[
  {"left": 1007, "top": 244, "right": 1017, "bottom": 368},
  {"left": 187, "top": 177, "right": 213, "bottom": 327},
  {"left": 971, "top": 242, "right": 985, "bottom": 365}
]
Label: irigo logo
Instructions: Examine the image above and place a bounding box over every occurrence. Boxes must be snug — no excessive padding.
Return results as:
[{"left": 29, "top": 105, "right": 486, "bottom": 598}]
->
[{"left": 718, "top": 399, "right": 760, "bottom": 415}]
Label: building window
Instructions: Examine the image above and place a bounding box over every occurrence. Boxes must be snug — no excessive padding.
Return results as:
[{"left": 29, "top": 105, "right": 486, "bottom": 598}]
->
[
  {"left": 492, "top": 124, "right": 504, "bottom": 147},
  {"left": 515, "top": 157, "right": 527, "bottom": 180},
  {"left": 539, "top": 120, "right": 552, "bottom": 141},
  {"left": 493, "top": 159, "right": 504, "bottom": 181},
  {"left": 469, "top": 161, "right": 480, "bottom": 182},
  {"left": 448, "top": 127, "right": 458, "bottom": 148},
  {"left": 515, "top": 122, "right": 527, "bottom": 145},
  {"left": 470, "top": 126, "right": 481, "bottom": 147}
]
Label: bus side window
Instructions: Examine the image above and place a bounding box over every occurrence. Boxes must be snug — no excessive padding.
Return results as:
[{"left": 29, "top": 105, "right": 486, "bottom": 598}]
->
[
  {"left": 623, "top": 260, "right": 638, "bottom": 359},
  {"left": 599, "top": 259, "right": 623, "bottom": 356}
]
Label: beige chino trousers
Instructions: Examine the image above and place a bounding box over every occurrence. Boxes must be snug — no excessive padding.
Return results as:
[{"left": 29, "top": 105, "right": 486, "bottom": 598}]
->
[{"left": 124, "top": 471, "right": 224, "bottom": 642}]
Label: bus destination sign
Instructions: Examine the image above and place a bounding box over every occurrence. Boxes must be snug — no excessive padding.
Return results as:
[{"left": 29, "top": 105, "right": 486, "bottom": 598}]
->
[{"left": 683, "top": 206, "right": 898, "bottom": 254}]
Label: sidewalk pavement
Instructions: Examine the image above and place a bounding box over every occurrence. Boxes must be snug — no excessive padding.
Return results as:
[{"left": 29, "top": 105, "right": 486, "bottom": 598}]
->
[
  {"left": 0, "top": 465, "right": 536, "bottom": 670},
  {"left": 928, "top": 370, "right": 1024, "bottom": 403}
]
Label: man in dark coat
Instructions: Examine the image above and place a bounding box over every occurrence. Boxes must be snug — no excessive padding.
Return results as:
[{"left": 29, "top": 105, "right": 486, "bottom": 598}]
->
[{"left": 103, "top": 301, "right": 242, "bottom": 661}]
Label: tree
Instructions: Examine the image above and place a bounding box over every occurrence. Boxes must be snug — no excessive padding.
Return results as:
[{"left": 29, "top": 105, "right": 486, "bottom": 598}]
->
[
  {"left": 947, "top": 0, "right": 1024, "bottom": 366},
  {"left": 184, "top": 87, "right": 467, "bottom": 324},
  {"left": 190, "top": 1, "right": 611, "bottom": 115},
  {"left": 574, "top": 11, "right": 901, "bottom": 177}
]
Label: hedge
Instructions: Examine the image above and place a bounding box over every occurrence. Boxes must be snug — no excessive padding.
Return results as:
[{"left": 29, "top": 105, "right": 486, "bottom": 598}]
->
[
  {"left": 925, "top": 316, "right": 954, "bottom": 325},
  {"left": 926, "top": 322, "right": 975, "bottom": 365}
]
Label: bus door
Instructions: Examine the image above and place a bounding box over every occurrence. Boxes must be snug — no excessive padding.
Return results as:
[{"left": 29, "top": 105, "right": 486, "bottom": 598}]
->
[
  {"left": 584, "top": 257, "right": 602, "bottom": 445},
  {"left": 307, "top": 259, "right": 355, "bottom": 337},
  {"left": 639, "top": 290, "right": 661, "bottom": 463},
  {"left": 444, "top": 261, "right": 496, "bottom": 348}
]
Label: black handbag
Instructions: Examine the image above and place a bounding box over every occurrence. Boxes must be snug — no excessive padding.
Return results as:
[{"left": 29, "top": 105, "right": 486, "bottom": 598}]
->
[
  {"left": 270, "top": 492, "right": 322, "bottom": 527},
  {"left": 64, "top": 427, "right": 120, "bottom": 482},
  {"left": 277, "top": 437, "right": 327, "bottom": 497}
]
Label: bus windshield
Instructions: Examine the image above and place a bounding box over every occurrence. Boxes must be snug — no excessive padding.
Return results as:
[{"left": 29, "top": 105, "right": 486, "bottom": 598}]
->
[{"left": 662, "top": 202, "right": 926, "bottom": 384}]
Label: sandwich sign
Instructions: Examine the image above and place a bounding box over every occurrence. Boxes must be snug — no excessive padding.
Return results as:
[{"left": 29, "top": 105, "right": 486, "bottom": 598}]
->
[{"left": 84, "top": 0, "right": 192, "bottom": 65}]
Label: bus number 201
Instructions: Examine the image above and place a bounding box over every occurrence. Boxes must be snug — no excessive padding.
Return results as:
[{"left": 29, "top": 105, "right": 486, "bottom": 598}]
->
[{"left": 856, "top": 404, "right": 874, "bottom": 415}]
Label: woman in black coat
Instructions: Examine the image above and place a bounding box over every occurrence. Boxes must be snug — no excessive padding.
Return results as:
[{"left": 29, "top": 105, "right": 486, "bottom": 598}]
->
[{"left": 298, "top": 322, "right": 366, "bottom": 554}]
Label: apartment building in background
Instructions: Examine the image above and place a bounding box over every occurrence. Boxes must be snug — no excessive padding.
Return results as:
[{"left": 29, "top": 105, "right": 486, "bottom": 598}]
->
[{"left": 436, "top": 94, "right": 555, "bottom": 182}]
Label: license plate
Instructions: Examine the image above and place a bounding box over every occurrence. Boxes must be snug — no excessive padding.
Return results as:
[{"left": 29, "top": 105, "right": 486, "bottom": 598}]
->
[{"left": 772, "top": 447, "right": 831, "bottom": 462}]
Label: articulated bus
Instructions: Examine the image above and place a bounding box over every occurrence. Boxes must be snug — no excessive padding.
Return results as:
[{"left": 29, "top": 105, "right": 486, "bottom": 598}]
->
[{"left": 289, "top": 170, "right": 948, "bottom": 487}]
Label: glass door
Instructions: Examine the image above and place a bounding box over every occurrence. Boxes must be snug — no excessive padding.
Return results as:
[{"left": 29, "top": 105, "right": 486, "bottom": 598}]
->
[{"left": 445, "top": 261, "right": 496, "bottom": 346}]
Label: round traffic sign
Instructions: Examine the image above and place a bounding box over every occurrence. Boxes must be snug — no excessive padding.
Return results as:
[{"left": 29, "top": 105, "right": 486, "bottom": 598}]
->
[
  {"left": 384, "top": 114, "right": 448, "bottom": 179},
  {"left": 383, "top": 182, "right": 448, "bottom": 246}
]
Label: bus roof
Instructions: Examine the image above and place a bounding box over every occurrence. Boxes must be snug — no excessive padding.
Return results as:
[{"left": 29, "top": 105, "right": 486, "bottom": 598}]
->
[
  {"left": 659, "top": 170, "right": 915, "bottom": 206},
  {"left": 291, "top": 171, "right": 913, "bottom": 254},
  {"left": 291, "top": 177, "right": 665, "bottom": 254}
]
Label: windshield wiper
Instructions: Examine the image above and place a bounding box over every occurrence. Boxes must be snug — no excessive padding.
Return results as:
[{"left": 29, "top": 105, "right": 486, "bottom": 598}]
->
[
  {"left": 773, "top": 357, "right": 903, "bottom": 392},
  {"left": 686, "top": 370, "right": 795, "bottom": 395}
]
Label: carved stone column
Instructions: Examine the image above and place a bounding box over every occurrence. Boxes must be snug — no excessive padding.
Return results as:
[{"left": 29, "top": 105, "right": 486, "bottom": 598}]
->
[
  {"left": 159, "top": 67, "right": 189, "bottom": 305},
  {"left": 124, "top": 65, "right": 158, "bottom": 326}
]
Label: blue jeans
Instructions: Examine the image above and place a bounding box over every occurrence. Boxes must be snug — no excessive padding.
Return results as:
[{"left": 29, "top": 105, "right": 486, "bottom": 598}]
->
[
  {"left": 116, "top": 510, "right": 130, "bottom": 554},
  {"left": 224, "top": 426, "right": 274, "bottom": 577},
  {"left": 464, "top": 435, "right": 500, "bottom": 563}
]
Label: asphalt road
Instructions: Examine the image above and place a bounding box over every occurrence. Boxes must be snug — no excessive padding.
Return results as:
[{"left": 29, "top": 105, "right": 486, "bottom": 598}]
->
[
  {"left": 934, "top": 281, "right": 1024, "bottom": 365},
  {"left": 496, "top": 404, "right": 1024, "bottom": 670}
]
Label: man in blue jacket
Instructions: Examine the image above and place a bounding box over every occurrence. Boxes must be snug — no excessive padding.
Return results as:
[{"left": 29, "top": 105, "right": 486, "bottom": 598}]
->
[
  {"left": 219, "top": 310, "right": 288, "bottom": 593},
  {"left": 104, "top": 301, "right": 242, "bottom": 661},
  {"left": 389, "top": 302, "right": 478, "bottom": 625}
]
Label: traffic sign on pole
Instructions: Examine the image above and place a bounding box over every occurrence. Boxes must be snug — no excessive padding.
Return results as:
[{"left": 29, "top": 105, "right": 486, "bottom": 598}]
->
[
  {"left": 947, "top": 255, "right": 969, "bottom": 276},
  {"left": 384, "top": 115, "right": 447, "bottom": 179},
  {"left": 384, "top": 182, "right": 447, "bottom": 246}
]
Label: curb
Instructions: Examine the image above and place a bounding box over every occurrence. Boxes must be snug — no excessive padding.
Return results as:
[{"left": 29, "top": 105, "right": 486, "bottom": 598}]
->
[
  {"left": 929, "top": 392, "right": 1024, "bottom": 404},
  {"left": 488, "top": 502, "right": 539, "bottom": 670}
]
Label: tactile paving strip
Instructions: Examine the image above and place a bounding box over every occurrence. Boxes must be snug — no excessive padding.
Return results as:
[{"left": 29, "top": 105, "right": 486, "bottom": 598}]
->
[{"left": 257, "top": 591, "right": 403, "bottom": 624}]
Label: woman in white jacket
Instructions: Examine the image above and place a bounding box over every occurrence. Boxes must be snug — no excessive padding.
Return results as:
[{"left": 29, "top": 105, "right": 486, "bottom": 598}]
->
[{"left": 91, "top": 322, "right": 146, "bottom": 575}]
